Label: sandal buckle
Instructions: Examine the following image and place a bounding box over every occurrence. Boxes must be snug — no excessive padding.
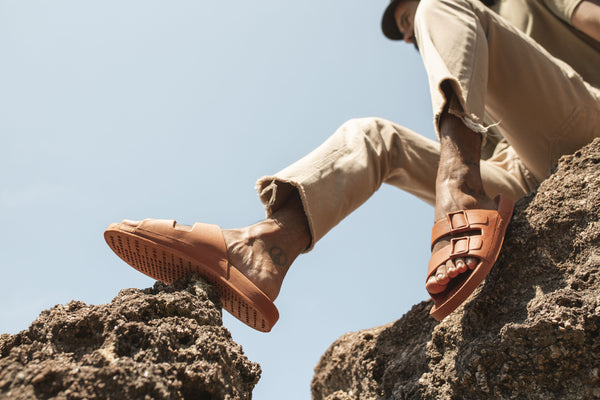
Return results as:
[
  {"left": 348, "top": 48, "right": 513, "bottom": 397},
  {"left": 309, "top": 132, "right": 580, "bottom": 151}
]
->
[
  {"left": 450, "top": 237, "right": 470, "bottom": 256},
  {"left": 447, "top": 210, "right": 470, "bottom": 231}
]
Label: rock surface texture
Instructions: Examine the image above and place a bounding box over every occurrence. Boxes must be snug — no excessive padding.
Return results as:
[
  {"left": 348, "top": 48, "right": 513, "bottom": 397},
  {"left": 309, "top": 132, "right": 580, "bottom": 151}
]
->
[
  {"left": 312, "top": 138, "right": 600, "bottom": 400},
  {"left": 0, "top": 277, "right": 260, "bottom": 400}
]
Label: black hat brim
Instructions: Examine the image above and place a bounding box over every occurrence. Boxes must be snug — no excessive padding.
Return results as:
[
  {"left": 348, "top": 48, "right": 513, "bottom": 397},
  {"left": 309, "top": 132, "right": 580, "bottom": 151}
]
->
[{"left": 381, "top": 0, "right": 404, "bottom": 40}]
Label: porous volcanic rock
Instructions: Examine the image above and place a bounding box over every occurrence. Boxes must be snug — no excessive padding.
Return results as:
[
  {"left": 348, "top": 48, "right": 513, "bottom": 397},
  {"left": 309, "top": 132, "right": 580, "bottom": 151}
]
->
[
  {"left": 0, "top": 276, "right": 260, "bottom": 400},
  {"left": 312, "top": 138, "right": 600, "bottom": 400}
]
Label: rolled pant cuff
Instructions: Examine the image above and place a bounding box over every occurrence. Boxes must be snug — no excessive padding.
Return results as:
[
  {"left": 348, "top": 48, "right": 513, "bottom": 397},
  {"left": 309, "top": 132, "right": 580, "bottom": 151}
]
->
[
  {"left": 255, "top": 176, "right": 317, "bottom": 252},
  {"left": 440, "top": 80, "right": 493, "bottom": 137}
]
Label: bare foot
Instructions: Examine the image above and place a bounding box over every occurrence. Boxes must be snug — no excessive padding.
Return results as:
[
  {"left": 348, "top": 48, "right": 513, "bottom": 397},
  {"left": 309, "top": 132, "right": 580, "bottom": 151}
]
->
[
  {"left": 222, "top": 192, "right": 310, "bottom": 301},
  {"left": 426, "top": 108, "right": 496, "bottom": 294},
  {"left": 426, "top": 187, "right": 496, "bottom": 294}
]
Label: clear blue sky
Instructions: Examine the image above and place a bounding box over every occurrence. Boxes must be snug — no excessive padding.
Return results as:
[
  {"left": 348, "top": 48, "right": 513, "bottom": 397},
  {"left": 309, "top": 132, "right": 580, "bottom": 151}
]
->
[{"left": 0, "top": 1, "right": 437, "bottom": 398}]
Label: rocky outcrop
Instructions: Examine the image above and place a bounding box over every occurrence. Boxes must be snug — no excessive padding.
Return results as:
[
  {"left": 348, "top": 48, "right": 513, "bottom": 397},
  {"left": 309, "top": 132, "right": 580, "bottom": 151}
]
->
[
  {"left": 0, "top": 276, "right": 260, "bottom": 400},
  {"left": 312, "top": 138, "right": 600, "bottom": 400}
]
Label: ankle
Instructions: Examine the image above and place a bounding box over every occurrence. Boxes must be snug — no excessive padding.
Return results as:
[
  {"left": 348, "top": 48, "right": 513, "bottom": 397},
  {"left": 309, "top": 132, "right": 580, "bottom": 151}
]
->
[
  {"left": 268, "top": 191, "right": 311, "bottom": 252},
  {"left": 223, "top": 202, "right": 309, "bottom": 273},
  {"left": 221, "top": 189, "right": 311, "bottom": 300}
]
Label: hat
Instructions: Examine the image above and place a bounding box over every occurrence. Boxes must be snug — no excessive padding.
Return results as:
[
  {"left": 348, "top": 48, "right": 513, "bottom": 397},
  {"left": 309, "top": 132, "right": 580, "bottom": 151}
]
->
[{"left": 381, "top": 0, "right": 403, "bottom": 40}]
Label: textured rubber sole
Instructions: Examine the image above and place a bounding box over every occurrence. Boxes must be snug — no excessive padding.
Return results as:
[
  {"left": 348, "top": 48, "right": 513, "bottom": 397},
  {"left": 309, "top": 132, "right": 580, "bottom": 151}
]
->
[{"left": 105, "top": 230, "right": 275, "bottom": 332}]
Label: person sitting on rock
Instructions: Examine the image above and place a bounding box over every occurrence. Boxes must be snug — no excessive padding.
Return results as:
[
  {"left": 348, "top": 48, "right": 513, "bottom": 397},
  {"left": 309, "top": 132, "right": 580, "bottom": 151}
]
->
[{"left": 105, "top": 0, "right": 600, "bottom": 332}]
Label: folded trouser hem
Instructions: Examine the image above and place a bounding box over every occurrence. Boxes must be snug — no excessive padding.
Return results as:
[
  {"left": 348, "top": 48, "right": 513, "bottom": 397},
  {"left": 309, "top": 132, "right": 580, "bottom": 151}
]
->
[
  {"left": 415, "top": 0, "right": 600, "bottom": 180},
  {"left": 436, "top": 78, "right": 494, "bottom": 141},
  {"left": 253, "top": 116, "right": 540, "bottom": 254},
  {"left": 255, "top": 176, "right": 317, "bottom": 252}
]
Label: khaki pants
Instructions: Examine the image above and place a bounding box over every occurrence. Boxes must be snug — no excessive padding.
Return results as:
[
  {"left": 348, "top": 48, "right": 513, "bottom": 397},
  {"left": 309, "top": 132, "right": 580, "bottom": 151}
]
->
[{"left": 256, "top": 0, "right": 600, "bottom": 251}]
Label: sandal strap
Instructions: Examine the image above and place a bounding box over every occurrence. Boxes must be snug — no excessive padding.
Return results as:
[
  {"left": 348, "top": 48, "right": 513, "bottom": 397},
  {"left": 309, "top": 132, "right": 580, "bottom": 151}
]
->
[
  {"left": 431, "top": 209, "right": 495, "bottom": 249},
  {"left": 426, "top": 195, "right": 516, "bottom": 319}
]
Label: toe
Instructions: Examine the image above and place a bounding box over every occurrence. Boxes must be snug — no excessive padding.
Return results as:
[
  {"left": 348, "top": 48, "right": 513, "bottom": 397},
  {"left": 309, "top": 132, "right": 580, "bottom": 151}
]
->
[
  {"left": 428, "top": 257, "right": 475, "bottom": 295},
  {"left": 454, "top": 258, "right": 468, "bottom": 273},
  {"left": 426, "top": 264, "right": 450, "bottom": 294},
  {"left": 465, "top": 257, "right": 478, "bottom": 269},
  {"left": 426, "top": 275, "right": 446, "bottom": 294},
  {"left": 446, "top": 259, "right": 460, "bottom": 278},
  {"left": 435, "top": 264, "right": 450, "bottom": 285}
]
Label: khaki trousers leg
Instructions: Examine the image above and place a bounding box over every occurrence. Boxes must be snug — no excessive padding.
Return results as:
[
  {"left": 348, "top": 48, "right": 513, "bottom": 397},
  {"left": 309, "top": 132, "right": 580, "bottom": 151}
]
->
[
  {"left": 414, "top": 0, "right": 600, "bottom": 181},
  {"left": 256, "top": 118, "right": 535, "bottom": 251}
]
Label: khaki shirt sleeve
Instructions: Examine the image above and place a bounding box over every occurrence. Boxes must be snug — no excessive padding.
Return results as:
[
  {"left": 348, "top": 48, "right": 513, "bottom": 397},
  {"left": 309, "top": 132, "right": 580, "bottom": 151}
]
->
[{"left": 540, "top": 0, "right": 583, "bottom": 23}]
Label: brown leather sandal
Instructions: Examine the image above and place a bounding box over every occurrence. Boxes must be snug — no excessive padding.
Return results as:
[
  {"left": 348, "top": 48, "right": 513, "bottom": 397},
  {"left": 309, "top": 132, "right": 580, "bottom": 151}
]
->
[
  {"left": 427, "top": 195, "right": 514, "bottom": 321},
  {"left": 104, "top": 219, "right": 279, "bottom": 332}
]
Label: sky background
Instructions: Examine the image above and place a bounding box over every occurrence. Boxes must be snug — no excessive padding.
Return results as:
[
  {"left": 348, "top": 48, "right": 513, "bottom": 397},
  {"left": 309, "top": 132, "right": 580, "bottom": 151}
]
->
[{"left": 0, "top": 1, "right": 436, "bottom": 398}]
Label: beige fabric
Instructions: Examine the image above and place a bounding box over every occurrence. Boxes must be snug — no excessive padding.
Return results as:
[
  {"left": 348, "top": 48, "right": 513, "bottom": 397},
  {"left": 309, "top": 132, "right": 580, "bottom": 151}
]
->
[
  {"left": 255, "top": 0, "right": 600, "bottom": 251},
  {"left": 256, "top": 118, "right": 536, "bottom": 250},
  {"left": 496, "top": 0, "right": 600, "bottom": 89},
  {"left": 542, "top": 0, "right": 585, "bottom": 21},
  {"left": 415, "top": 0, "right": 600, "bottom": 180}
]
